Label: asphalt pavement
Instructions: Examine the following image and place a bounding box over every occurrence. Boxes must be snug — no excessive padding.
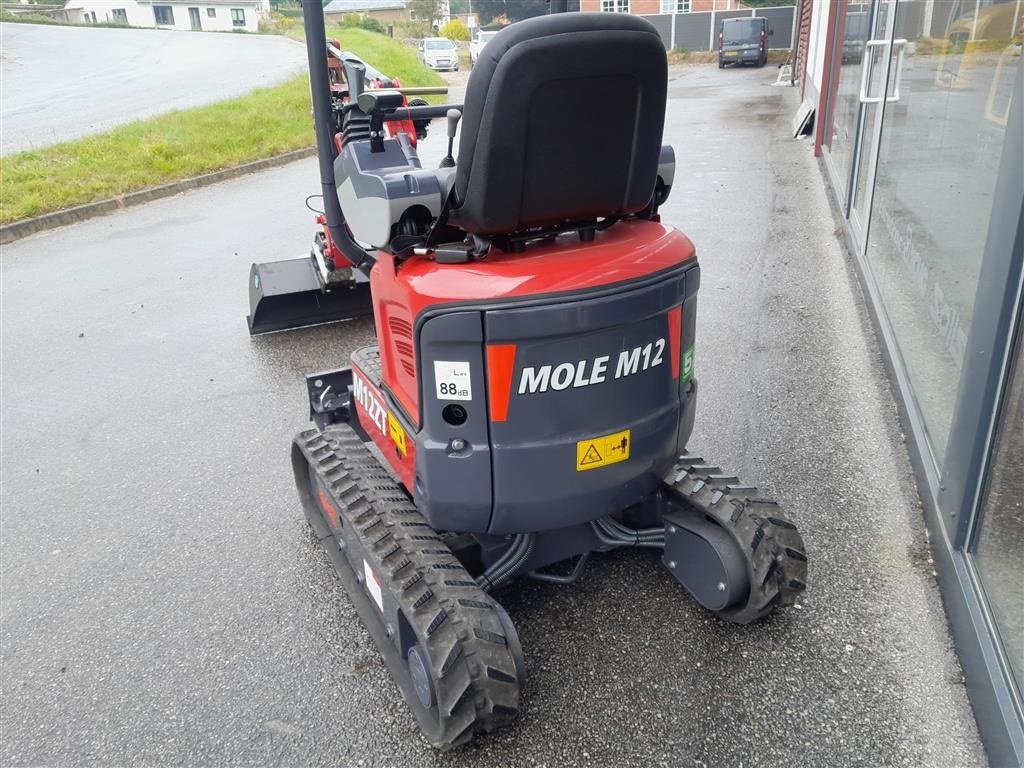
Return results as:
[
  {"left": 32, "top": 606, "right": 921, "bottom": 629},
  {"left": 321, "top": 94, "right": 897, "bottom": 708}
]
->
[
  {"left": 0, "top": 22, "right": 307, "bottom": 155},
  {"left": 0, "top": 64, "right": 988, "bottom": 767}
]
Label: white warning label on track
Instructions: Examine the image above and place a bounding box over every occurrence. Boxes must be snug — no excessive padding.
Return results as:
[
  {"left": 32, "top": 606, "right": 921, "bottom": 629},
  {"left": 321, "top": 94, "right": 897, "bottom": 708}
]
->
[
  {"left": 363, "top": 560, "right": 384, "bottom": 613},
  {"left": 434, "top": 360, "right": 472, "bottom": 401}
]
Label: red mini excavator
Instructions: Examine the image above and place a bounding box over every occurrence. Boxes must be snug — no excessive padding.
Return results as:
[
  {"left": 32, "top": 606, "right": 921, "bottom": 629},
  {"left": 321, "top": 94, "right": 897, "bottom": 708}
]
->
[
  {"left": 282, "top": 2, "right": 808, "bottom": 749},
  {"left": 245, "top": 40, "right": 445, "bottom": 334}
]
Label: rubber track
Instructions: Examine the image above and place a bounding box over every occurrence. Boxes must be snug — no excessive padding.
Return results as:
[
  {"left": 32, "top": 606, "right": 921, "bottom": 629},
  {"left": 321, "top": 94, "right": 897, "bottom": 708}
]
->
[
  {"left": 298, "top": 424, "right": 521, "bottom": 748},
  {"left": 665, "top": 452, "right": 808, "bottom": 624}
]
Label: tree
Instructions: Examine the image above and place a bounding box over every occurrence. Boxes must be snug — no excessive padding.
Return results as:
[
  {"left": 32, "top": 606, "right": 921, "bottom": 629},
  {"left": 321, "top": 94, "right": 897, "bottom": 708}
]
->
[{"left": 407, "top": 0, "right": 444, "bottom": 25}]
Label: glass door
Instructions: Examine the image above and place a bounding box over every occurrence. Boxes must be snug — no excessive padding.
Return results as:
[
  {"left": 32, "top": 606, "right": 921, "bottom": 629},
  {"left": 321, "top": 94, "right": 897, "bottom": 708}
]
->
[
  {"left": 822, "top": 2, "right": 874, "bottom": 208},
  {"left": 847, "top": 0, "right": 905, "bottom": 254}
]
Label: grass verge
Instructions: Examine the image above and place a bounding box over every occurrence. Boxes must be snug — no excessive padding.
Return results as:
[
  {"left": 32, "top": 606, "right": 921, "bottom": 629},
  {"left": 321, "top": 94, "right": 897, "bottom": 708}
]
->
[
  {"left": 0, "top": 28, "right": 444, "bottom": 225},
  {"left": 668, "top": 47, "right": 791, "bottom": 65}
]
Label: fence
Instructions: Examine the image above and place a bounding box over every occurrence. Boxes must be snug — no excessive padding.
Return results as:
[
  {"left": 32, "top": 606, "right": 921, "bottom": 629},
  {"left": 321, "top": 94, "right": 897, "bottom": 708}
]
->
[{"left": 639, "top": 5, "right": 797, "bottom": 52}]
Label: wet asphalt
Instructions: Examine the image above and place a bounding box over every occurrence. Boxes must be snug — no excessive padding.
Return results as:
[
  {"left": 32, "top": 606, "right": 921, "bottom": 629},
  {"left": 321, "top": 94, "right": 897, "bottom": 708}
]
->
[
  {"left": 0, "top": 23, "right": 307, "bottom": 154},
  {"left": 0, "top": 65, "right": 988, "bottom": 767}
]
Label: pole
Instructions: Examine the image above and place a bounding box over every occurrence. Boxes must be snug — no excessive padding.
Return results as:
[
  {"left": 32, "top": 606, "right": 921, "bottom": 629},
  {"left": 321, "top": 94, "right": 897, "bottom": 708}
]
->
[{"left": 302, "top": 1, "right": 373, "bottom": 273}]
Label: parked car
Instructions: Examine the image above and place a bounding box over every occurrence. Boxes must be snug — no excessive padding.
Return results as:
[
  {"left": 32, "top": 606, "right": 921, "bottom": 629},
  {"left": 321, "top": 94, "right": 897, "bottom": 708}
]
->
[
  {"left": 469, "top": 29, "right": 500, "bottom": 66},
  {"left": 718, "top": 17, "right": 772, "bottom": 68},
  {"left": 419, "top": 37, "right": 459, "bottom": 72}
]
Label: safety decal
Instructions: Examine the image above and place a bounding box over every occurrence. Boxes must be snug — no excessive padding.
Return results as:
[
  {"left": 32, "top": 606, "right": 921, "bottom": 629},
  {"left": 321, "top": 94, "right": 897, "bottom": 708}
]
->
[
  {"left": 434, "top": 361, "right": 472, "bottom": 401},
  {"left": 682, "top": 345, "right": 695, "bottom": 383},
  {"left": 387, "top": 412, "right": 407, "bottom": 456},
  {"left": 576, "top": 429, "right": 631, "bottom": 472},
  {"left": 364, "top": 560, "right": 384, "bottom": 613}
]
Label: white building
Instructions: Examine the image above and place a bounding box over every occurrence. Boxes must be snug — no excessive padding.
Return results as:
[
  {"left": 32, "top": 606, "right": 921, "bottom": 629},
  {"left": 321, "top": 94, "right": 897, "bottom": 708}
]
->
[{"left": 64, "top": 0, "right": 268, "bottom": 32}]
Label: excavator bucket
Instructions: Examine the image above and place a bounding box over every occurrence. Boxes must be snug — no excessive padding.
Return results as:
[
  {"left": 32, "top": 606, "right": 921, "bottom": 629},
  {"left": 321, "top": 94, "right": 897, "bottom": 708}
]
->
[{"left": 246, "top": 258, "right": 372, "bottom": 335}]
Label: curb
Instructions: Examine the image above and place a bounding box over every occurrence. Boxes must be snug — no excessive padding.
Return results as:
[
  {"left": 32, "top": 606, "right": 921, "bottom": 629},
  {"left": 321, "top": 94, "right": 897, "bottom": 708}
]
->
[{"left": 0, "top": 146, "right": 316, "bottom": 246}]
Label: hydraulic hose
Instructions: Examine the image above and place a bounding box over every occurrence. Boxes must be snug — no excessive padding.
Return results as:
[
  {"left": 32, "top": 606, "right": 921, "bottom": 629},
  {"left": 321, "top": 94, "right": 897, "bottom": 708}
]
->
[
  {"left": 477, "top": 534, "right": 536, "bottom": 592},
  {"left": 591, "top": 517, "right": 665, "bottom": 549},
  {"left": 599, "top": 517, "right": 664, "bottom": 543}
]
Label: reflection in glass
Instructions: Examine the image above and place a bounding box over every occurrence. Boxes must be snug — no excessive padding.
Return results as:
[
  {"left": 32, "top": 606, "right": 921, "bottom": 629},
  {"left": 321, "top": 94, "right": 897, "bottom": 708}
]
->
[
  {"left": 864, "top": 0, "right": 1020, "bottom": 463},
  {"left": 827, "top": 2, "right": 874, "bottom": 203},
  {"left": 973, "top": 329, "right": 1024, "bottom": 695}
]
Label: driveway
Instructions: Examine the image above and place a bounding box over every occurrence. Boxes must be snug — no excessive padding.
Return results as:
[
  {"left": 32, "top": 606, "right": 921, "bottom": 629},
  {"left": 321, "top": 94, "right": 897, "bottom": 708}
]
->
[
  {"left": 0, "top": 23, "right": 306, "bottom": 155},
  {"left": 0, "top": 65, "right": 987, "bottom": 766}
]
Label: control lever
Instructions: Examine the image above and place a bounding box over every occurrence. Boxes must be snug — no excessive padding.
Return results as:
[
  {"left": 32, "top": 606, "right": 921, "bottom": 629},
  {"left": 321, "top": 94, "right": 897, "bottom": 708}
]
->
[{"left": 440, "top": 108, "right": 461, "bottom": 168}]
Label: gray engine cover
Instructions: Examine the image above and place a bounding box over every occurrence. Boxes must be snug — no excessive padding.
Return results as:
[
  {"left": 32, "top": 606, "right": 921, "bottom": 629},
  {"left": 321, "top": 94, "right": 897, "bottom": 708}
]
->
[
  {"left": 413, "top": 261, "right": 698, "bottom": 535},
  {"left": 335, "top": 136, "right": 449, "bottom": 248}
]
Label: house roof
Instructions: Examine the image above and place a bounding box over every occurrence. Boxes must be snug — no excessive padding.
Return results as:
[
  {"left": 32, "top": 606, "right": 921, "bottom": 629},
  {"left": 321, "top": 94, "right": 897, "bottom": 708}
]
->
[{"left": 323, "top": 0, "right": 407, "bottom": 12}]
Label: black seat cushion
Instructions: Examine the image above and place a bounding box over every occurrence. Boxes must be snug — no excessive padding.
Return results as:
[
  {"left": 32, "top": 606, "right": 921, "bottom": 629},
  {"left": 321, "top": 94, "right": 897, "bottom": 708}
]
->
[{"left": 448, "top": 13, "right": 667, "bottom": 236}]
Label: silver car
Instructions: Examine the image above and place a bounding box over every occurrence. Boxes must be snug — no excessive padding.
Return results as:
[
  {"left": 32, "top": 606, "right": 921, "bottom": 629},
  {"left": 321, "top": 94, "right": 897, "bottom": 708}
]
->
[{"left": 419, "top": 37, "right": 458, "bottom": 72}]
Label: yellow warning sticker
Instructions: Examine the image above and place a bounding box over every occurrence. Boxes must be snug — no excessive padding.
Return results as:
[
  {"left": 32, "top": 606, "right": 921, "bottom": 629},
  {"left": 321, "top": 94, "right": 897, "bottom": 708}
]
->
[
  {"left": 576, "top": 429, "right": 631, "bottom": 471},
  {"left": 387, "top": 412, "right": 407, "bottom": 456}
]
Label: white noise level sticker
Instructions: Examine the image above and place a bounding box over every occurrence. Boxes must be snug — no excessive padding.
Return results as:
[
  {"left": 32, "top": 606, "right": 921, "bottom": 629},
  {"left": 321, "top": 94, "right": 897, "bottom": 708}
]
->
[
  {"left": 434, "top": 361, "right": 472, "bottom": 401},
  {"left": 363, "top": 560, "right": 384, "bottom": 613}
]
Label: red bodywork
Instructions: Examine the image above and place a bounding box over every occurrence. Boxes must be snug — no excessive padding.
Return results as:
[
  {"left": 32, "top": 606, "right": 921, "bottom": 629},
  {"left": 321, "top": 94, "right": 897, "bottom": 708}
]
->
[
  {"left": 367, "top": 220, "right": 696, "bottom": 426},
  {"left": 352, "top": 364, "right": 417, "bottom": 491}
]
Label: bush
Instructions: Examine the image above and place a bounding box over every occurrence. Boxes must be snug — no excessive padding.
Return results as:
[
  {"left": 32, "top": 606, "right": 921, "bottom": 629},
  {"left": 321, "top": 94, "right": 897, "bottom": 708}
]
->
[
  {"left": 439, "top": 18, "right": 469, "bottom": 41},
  {"left": 396, "top": 19, "right": 430, "bottom": 39},
  {"left": 359, "top": 17, "right": 385, "bottom": 34},
  {"left": 258, "top": 12, "right": 295, "bottom": 34},
  {"left": 337, "top": 13, "right": 385, "bottom": 33},
  {"left": 0, "top": 10, "right": 60, "bottom": 24}
]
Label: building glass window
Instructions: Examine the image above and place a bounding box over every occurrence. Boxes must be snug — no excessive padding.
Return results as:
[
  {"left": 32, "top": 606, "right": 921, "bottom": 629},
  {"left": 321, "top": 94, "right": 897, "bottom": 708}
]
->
[
  {"left": 826, "top": 0, "right": 1021, "bottom": 467},
  {"left": 207, "top": 7, "right": 216, "bottom": 17},
  {"left": 231, "top": 8, "right": 246, "bottom": 26},
  {"left": 867, "top": 2, "right": 1018, "bottom": 464},
  {"left": 972, "top": 325, "right": 1024, "bottom": 695},
  {"left": 661, "top": 0, "right": 690, "bottom": 12},
  {"left": 112, "top": 7, "right": 128, "bottom": 23},
  {"left": 153, "top": 5, "right": 174, "bottom": 24},
  {"left": 601, "top": 0, "right": 629, "bottom": 12}
]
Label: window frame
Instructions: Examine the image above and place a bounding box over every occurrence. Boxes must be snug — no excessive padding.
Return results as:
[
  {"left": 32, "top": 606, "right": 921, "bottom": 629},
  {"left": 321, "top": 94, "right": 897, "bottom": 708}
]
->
[
  {"left": 600, "top": 0, "right": 629, "bottom": 13},
  {"left": 207, "top": 7, "right": 216, "bottom": 17},
  {"left": 231, "top": 8, "right": 246, "bottom": 27},
  {"left": 660, "top": 0, "right": 690, "bottom": 12},
  {"left": 153, "top": 5, "right": 174, "bottom": 25}
]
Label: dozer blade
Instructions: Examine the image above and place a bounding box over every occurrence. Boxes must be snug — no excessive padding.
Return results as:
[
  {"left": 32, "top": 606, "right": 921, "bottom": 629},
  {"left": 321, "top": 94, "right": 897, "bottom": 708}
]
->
[
  {"left": 291, "top": 424, "right": 525, "bottom": 749},
  {"left": 246, "top": 258, "right": 372, "bottom": 335}
]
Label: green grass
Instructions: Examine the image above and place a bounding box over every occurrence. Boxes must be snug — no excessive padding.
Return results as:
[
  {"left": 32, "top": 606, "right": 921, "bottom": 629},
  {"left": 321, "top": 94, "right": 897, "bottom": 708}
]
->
[{"left": 0, "top": 28, "right": 445, "bottom": 224}]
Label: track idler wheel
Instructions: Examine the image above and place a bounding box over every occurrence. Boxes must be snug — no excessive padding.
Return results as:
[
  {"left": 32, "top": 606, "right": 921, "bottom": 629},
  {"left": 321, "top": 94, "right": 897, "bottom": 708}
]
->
[{"left": 662, "top": 453, "right": 808, "bottom": 624}]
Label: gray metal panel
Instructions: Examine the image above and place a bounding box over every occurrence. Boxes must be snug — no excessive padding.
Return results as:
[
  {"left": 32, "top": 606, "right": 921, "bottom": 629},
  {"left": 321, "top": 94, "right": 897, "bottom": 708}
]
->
[
  {"left": 482, "top": 268, "right": 698, "bottom": 534},
  {"left": 673, "top": 13, "right": 712, "bottom": 52},
  {"left": 641, "top": 6, "right": 795, "bottom": 52},
  {"left": 715, "top": 9, "right": 753, "bottom": 26},
  {"left": 896, "top": 0, "right": 926, "bottom": 42},
  {"left": 645, "top": 13, "right": 672, "bottom": 49},
  {"left": 930, "top": 0, "right": 960, "bottom": 38},
  {"left": 758, "top": 7, "right": 796, "bottom": 48},
  {"left": 415, "top": 311, "right": 494, "bottom": 533}
]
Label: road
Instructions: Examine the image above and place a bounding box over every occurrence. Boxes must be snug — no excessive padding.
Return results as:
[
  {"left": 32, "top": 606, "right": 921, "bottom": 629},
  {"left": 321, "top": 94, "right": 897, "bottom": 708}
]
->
[
  {"left": 0, "top": 65, "right": 987, "bottom": 767},
  {"left": 0, "top": 22, "right": 307, "bottom": 155}
]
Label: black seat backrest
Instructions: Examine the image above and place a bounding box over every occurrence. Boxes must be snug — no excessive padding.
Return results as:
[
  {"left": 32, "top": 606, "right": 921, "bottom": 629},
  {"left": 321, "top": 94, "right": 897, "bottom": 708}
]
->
[{"left": 448, "top": 13, "right": 668, "bottom": 236}]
